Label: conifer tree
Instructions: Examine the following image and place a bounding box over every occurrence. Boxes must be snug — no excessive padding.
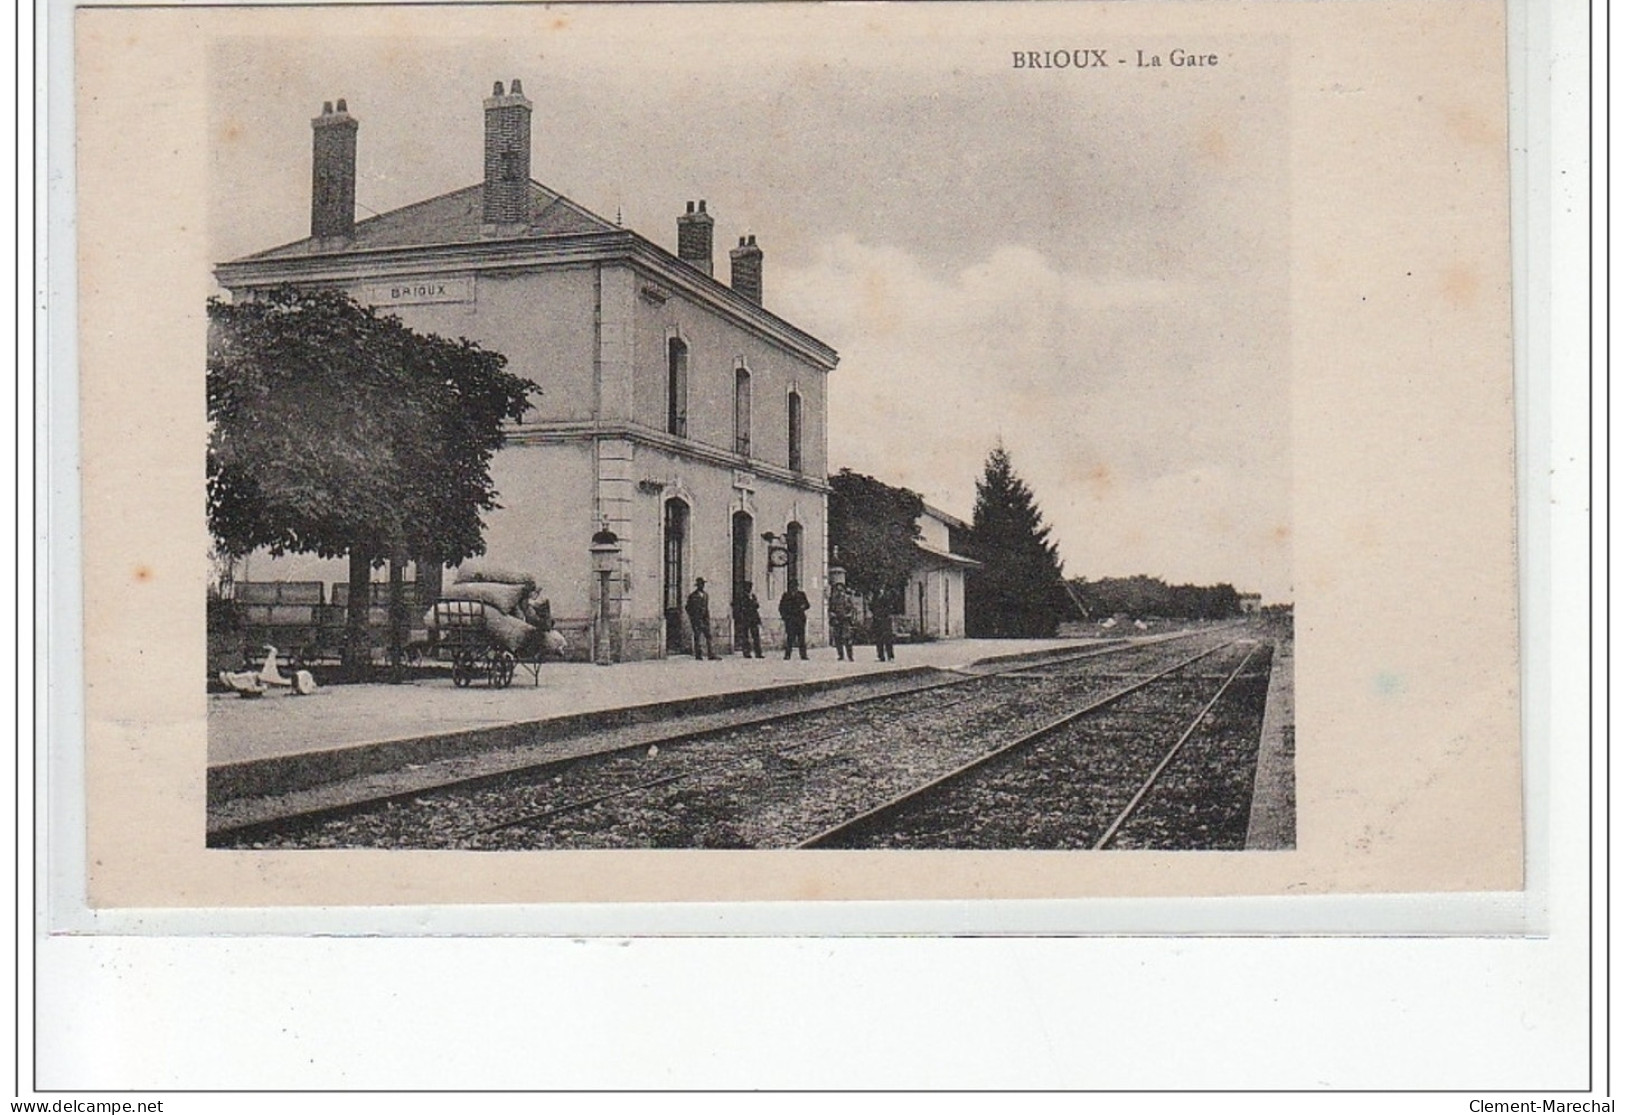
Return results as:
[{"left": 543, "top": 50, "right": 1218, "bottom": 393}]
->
[{"left": 964, "top": 446, "right": 1069, "bottom": 637}]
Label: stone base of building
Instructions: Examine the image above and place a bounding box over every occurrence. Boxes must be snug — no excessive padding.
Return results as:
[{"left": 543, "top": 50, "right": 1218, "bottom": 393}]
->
[{"left": 587, "top": 616, "right": 828, "bottom": 662}]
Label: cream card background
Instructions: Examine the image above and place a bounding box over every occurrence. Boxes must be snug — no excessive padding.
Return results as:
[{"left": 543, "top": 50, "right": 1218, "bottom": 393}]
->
[{"left": 74, "top": 0, "right": 1521, "bottom": 907}]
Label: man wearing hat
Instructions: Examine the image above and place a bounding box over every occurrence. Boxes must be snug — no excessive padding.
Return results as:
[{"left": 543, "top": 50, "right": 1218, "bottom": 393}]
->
[
  {"left": 734, "top": 582, "right": 765, "bottom": 658},
  {"left": 779, "top": 582, "right": 811, "bottom": 660},
  {"left": 685, "top": 577, "right": 720, "bottom": 660},
  {"left": 829, "top": 583, "right": 858, "bottom": 661}
]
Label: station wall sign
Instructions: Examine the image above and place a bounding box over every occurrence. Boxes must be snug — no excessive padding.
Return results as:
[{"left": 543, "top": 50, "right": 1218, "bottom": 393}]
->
[{"left": 355, "top": 275, "right": 475, "bottom": 307}]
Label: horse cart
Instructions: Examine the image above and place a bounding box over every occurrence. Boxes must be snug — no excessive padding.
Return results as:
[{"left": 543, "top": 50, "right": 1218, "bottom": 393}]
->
[{"left": 429, "top": 598, "right": 547, "bottom": 688}]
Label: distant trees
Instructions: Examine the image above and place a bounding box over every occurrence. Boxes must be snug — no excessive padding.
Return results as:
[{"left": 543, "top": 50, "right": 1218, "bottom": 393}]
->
[
  {"left": 827, "top": 469, "right": 924, "bottom": 601},
  {"left": 207, "top": 286, "right": 536, "bottom": 672},
  {"left": 1069, "top": 575, "right": 1243, "bottom": 620},
  {"left": 964, "top": 446, "right": 1070, "bottom": 637}
]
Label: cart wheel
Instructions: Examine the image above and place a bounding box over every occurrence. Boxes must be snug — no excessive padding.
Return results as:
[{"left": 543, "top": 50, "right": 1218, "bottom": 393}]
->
[
  {"left": 451, "top": 650, "right": 476, "bottom": 688},
  {"left": 488, "top": 650, "right": 516, "bottom": 689}
]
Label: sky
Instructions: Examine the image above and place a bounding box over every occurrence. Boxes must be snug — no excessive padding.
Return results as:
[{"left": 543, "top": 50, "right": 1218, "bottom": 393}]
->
[{"left": 209, "top": 5, "right": 1292, "bottom": 601}]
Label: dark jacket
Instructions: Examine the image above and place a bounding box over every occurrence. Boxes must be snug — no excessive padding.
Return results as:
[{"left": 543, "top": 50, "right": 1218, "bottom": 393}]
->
[
  {"left": 736, "top": 592, "right": 762, "bottom": 625},
  {"left": 830, "top": 587, "right": 857, "bottom": 623},
  {"left": 779, "top": 588, "right": 811, "bottom": 624},
  {"left": 685, "top": 588, "right": 711, "bottom": 625}
]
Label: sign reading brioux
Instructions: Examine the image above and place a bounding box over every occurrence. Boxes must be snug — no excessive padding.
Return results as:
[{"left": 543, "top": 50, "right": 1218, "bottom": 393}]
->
[{"left": 355, "top": 275, "right": 474, "bottom": 307}]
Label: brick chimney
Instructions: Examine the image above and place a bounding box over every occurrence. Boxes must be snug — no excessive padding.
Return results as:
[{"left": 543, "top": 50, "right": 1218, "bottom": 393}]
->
[
  {"left": 677, "top": 200, "right": 714, "bottom": 276},
  {"left": 729, "top": 234, "right": 763, "bottom": 305},
  {"left": 310, "top": 98, "right": 357, "bottom": 240},
  {"left": 483, "top": 79, "right": 532, "bottom": 226}
]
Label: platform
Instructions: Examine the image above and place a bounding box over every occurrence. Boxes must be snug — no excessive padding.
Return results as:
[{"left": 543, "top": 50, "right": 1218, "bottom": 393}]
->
[
  {"left": 208, "top": 637, "right": 1102, "bottom": 802},
  {"left": 1245, "top": 633, "right": 1296, "bottom": 849},
  {"left": 208, "top": 626, "right": 1297, "bottom": 845}
]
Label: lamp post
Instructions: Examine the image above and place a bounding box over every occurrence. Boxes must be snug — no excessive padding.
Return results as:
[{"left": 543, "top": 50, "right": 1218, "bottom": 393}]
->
[{"left": 590, "top": 526, "right": 621, "bottom": 666}]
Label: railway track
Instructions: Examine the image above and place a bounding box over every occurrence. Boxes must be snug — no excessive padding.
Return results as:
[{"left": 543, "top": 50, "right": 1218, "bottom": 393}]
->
[
  {"left": 209, "top": 634, "right": 1184, "bottom": 846},
  {"left": 800, "top": 639, "right": 1272, "bottom": 850},
  {"left": 212, "top": 626, "right": 1265, "bottom": 850}
]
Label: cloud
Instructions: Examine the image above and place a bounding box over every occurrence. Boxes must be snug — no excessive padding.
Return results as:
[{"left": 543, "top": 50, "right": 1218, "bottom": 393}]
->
[
  {"left": 777, "top": 236, "right": 1292, "bottom": 599},
  {"left": 207, "top": 24, "right": 1292, "bottom": 600}
]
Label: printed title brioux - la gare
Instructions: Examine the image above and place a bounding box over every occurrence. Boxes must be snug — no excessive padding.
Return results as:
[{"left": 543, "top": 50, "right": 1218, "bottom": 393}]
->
[{"left": 1012, "top": 48, "right": 1221, "bottom": 69}]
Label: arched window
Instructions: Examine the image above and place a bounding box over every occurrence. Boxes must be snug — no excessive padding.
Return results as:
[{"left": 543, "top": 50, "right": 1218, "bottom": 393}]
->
[
  {"left": 734, "top": 367, "right": 752, "bottom": 456},
  {"left": 785, "top": 521, "right": 803, "bottom": 591},
  {"left": 667, "top": 338, "right": 689, "bottom": 437},
  {"left": 787, "top": 389, "right": 803, "bottom": 472}
]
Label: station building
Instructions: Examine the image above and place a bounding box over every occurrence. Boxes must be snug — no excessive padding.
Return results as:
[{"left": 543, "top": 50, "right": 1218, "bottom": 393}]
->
[
  {"left": 214, "top": 81, "right": 839, "bottom": 660},
  {"left": 901, "top": 505, "right": 978, "bottom": 640}
]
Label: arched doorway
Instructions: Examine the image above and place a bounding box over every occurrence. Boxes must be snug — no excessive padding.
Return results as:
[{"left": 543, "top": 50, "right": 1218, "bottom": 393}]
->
[
  {"left": 784, "top": 521, "right": 803, "bottom": 591},
  {"left": 732, "top": 511, "right": 754, "bottom": 609},
  {"left": 663, "top": 498, "right": 689, "bottom": 653}
]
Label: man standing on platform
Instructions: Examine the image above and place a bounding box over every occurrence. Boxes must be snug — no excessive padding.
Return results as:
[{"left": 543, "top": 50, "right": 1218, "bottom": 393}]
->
[
  {"left": 829, "top": 583, "right": 857, "bottom": 661},
  {"left": 871, "top": 585, "right": 896, "bottom": 662},
  {"left": 779, "top": 583, "right": 811, "bottom": 660},
  {"left": 686, "top": 577, "right": 719, "bottom": 660},
  {"left": 735, "top": 583, "right": 765, "bottom": 658}
]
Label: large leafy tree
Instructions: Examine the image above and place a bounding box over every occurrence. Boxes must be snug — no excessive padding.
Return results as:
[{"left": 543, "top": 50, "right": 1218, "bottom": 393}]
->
[
  {"left": 826, "top": 469, "right": 924, "bottom": 602},
  {"left": 207, "top": 286, "right": 536, "bottom": 671},
  {"left": 964, "top": 446, "right": 1069, "bottom": 637}
]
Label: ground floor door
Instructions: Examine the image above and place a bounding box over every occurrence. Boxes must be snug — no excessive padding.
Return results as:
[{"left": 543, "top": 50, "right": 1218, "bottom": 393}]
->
[
  {"left": 732, "top": 512, "right": 753, "bottom": 610},
  {"left": 664, "top": 499, "right": 688, "bottom": 653}
]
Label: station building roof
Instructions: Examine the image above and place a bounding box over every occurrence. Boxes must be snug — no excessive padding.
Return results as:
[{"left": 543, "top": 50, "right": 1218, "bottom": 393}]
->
[
  {"left": 235, "top": 181, "right": 618, "bottom": 262},
  {"left": 218, "top": 179, "right": 839, "bottom": 370}
]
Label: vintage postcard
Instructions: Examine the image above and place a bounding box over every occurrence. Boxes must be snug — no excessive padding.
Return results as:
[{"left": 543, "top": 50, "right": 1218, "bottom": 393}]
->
[{"left": 71, "top": 0, "right": 1520, "bottom": 909}]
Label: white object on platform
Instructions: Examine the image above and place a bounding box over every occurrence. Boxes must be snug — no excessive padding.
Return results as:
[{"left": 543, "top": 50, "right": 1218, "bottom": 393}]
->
[
  {"left": 219, "top": 670, "right": 267, "bottom": 697},
  {"left": 257, "top": 645, "right": 294, "bottom": 687}
]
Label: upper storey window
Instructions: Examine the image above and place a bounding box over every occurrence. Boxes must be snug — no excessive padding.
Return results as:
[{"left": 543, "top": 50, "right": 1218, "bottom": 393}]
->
[
  {"left": 787, "top": 388, "right": 803, "bottom": 472},
  {"left": 667, "top": 338, "right": 689, "bottom": 437},
  {"left": 734, "top": 368, "right": 752, "bottom": 456}
]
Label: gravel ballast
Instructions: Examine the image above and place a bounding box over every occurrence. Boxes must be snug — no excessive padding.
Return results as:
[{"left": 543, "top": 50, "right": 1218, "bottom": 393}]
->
[{"left": 216, "top": 628, "right": 1273, "bottom": 851}]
